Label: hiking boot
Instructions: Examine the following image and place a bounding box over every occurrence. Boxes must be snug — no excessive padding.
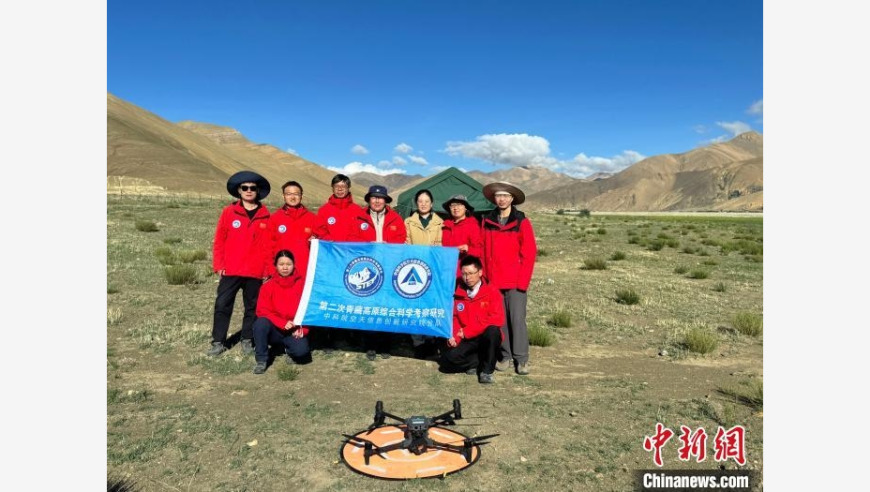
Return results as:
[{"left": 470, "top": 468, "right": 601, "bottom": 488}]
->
[
  {"left": 466, "top": 367, "right": 477, "bottom": 375},
  {"left": 252, "top": 361, "right": 267, "bottom": 374},
  {"left": 478, "top": 372, "right": 495, "bottom": 384},
  {"left": 495, "top": 358, "right": 512, "bottom": 372},
  {"left": 413, "top": 345, "right": 427, "bottom": 360},
  {"left": 207, "top": 342, "right": 227, "bottom": 357},
  {"left": 240, "top": 339, "right": 254, "bottom": 355},
  {"left": 283, "top": 354, "right": 297, "bottom": 365},
  {"left": 366, "top": 350, "right": 376, "bottom": 361},
  {"left": 516, "top": 362, "right": 530, "bottom": 375}
]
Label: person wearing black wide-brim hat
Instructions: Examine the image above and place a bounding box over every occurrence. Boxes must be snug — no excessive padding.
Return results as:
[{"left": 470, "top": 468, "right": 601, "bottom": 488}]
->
[
  {"left": 208, "top": 171, "right": 273, "bottom": 357},
  {"left": 441, "top": 194, "right": 483, "bottom": 278},
  {"left": 480, "top": 181, "right": 537, "bottom": 376}
]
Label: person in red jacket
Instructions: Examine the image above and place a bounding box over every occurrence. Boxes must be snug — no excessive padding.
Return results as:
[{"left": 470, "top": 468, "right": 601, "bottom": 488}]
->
[
  {"left": 209, "top": 171, "right": 272, "bottom": 357},
  {"left": 317, "top": 174, "right": 360, "bottom": 242},
  {"left": 441, "top": 194, "right": 483, "bottom": 277},
  {"left": 481, "top": 182, "right": 537, "bottom": 375},
  {"left": 268, "top": 180, "right": 327, "bottom": 281},
  {"left": 347, "top": 185, "right": 407, "bottom": 244},
  {"left": 439, "top": 255, "right": 505, "bottom": 384},
  {"left": 349, "top": 185, "right": 407, "bottom": 360},
  {"left": 251, "top": 250, "right": 311, "bottom": 374}
]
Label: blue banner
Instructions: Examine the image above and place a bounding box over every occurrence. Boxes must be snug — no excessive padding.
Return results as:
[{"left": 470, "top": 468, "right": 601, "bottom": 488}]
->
[{"left": 294, "top": 240, "right": 458, "bottom": 337}]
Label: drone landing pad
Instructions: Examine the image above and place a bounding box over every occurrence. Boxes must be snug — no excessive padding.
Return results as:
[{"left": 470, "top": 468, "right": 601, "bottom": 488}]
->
[{"left": 340, "top": 426, "right": 480, "bottom": 480}]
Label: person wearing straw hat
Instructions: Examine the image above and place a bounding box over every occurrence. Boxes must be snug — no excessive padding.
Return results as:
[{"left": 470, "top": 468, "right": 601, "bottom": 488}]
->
[
  {"left": 349, "top": 185, "right": 407, "bottom": 360},
  {"left": 208, "top": 171, "right": 273, "bottom": 357},
  {"left": 441, "top": 194, "right": 483, "bottom": 278},
  {"left": 480, "top": 181, "right": 537, "bottom": 375}
]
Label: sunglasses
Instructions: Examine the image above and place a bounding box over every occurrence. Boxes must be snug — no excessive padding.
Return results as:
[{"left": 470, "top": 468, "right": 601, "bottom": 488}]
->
[{"left": 239, "top": 185, "right": 258, "bottom": 192}]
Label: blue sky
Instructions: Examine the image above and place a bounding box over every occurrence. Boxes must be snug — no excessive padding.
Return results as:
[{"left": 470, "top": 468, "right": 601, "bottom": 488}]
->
[{"left": 109, "top": 0, "right": 762, "bottom": 178}]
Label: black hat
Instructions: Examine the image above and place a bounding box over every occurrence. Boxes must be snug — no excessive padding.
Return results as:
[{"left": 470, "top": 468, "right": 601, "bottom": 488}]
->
[
  {"left": 442, "top": 194, "right": 475, "bottom": 214},
  {"left": 227, "top": 171, "right": 270, "bottom": 200},
  {"left": 482, "top": 181, "right": 525, "bottom": 205},
  {"left": 364, "top": 185, "right": 393, "bottom": 203}
]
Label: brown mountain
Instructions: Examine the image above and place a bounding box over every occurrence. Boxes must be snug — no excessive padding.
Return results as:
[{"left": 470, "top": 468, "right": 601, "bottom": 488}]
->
[
  {"left": 107, "top": 93, "right": 358, "bottom": 207},
  {"left": 467, "top": 165, "right": 578, "bottom": 195},
  {"left": 349, "top": 172, "right": 424, "bottom": 195},
  {"left": 524, "top": 132, "right": 763, "bottom": 212}
]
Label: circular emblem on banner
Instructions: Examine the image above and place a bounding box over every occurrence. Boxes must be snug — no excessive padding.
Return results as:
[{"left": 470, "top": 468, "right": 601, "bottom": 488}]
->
[
  {"left": 232, "top": 219, "right": 242, "bottom": 229},
  {"left": 360, "top": 223, "right": 370, "bottom": 231},
  {"left": 392, "top": 259, "right": 433, "bottom": 299},
  {"left": 344, "top": 257, "right": 384, "bottom": 297},
  {"left": 457, "top": 302, "right": 465, "bottom": 312},
  {"left": 328, "top": 216, "right": 336, "bottom": 225},
  {"left": 278, "top": 225, "right": 287, "bottom": 233}
]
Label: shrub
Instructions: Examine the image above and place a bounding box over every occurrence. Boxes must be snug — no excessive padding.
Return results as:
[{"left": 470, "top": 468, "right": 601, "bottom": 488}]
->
[
  {"left": 627, "top": 236, "right": 640, "bottom": 245},
  {"left": 528, "top": 324, "right": 555, "bottom": 347},
  {"left": 684, "top": 327, "right": 718, "bottom": 354},
  {"left": 107, "top": 307, "right": 123, "bottom": 326},
  {"left": 154, "top": 247, "right": 176, "bottom": 265},
  {"left": 713, "top": 282, "right": 727, "bottom": 292},
  {"left": 107, "top": 285, "right": 119, "bottom": 294},
  {"left": 732, "top": 312, "right": 763, "bottom": 336},
  {"left": 597, "top": 227, "right": 607, "bottom": 235},
  {"left": 135, "top": 220, "right": 159, "bottom": 232},
  {"left": 701, "top": 259, "right": 719, "bottom": 266},
  {"left": 537, "top": 248, "right": 549, "bottom": 257},
  {"left": 697, "top": 249, "right": 711, "bottom": 256},
  {"left": 647, "top": 240, "right": 665, "bottom": 251},
  {"left": 665, "top": 239, "right": 680, "bottom": 248},
  {"left": 719, "top": 378, "right": 763, "bottom": 410},
  {"left": 165, "top": 265, "right": 199, "bottom": 285},
  {"left": 163, "top": 237, "right": 182, "bottom": 245},
  {"left": 582, "top": 258, "right": 608, "bottom": 270},
  {"left": 178, "top": 250, "right": 207, "bottom": 263},
  {"left": 614, "top": 289, "right": 640, "bottom": 305},
  {"left": 547, "top": 310, "right": 572, "bottom": 328},
  {"left": 687, "top": 268, "right": 711, "bottom": 279},
  {"left": 276, "top": 365, "right": 300, "bottom": 381},
  {"left": 578, "top": 209, "right": 591, "bottom": 218},
  {"left": 610, "top": 251, "right": 626, "bottom": 261},
  {"left": 682, "top": 245, "right": 698, "bottom": 254},
  {"left": 674, "top": 265, "right": 689, "bottom": 274},
  {"left": 556, "top": 209, "right": 565, "bottom": 215}
]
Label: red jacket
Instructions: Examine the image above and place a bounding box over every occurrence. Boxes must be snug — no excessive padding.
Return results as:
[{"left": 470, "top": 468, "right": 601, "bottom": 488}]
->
[
  {"left": 481, "top": 207, "right": 537, "bottom": 291},
  {"left": 255, "top": 270, "right": 308, "bottom": 336},
  {"left": 347, "top": 206, "right": 407, "bottom": 244},
  {"left": 316, "top": 193, "right": 361, "bottom": 242},
  {"left": 212, "top": 201, "right": 271, "bottom": 278},
  {"left": 268, "top": 204, "right": 327, "bottom": 280},
  {"left": 442, "top": 216, "right": 483, "bottom": 276},
  {"left": 452, "top": 280, "right": 505, "bottom": 342}
]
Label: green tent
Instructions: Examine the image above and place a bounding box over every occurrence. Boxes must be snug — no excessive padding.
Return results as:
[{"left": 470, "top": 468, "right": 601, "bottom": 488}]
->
[{"left": 395, "top": 167, "right": 494, "bottom": 219}]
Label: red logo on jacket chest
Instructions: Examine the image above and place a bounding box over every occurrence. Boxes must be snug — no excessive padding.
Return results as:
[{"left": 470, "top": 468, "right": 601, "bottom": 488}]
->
[
  {"left": 389, "top": 225, "right": 396, "bottom": 231},
  {"left": 259, "top": 223, "right": 267, "bottom": 229}
]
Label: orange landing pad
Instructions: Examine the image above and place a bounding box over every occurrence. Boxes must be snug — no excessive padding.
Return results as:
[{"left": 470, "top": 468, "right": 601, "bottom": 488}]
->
[{"left": 340, "top": 425, "right": 480, "bottom": 479}]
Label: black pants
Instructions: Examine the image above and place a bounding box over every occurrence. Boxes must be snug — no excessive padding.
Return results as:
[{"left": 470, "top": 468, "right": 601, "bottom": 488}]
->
[
  {"left": 212, "top": 275, "right": 261, "bottom": 343},
  {"left": 252, "top": 318, "right": 311, "bottom": 364},
  {"left": 439, "top": 325, "right": 501, "bottom": 374},
  {"left": 363, "top": 331, "right": 392, "bottom": 354}
]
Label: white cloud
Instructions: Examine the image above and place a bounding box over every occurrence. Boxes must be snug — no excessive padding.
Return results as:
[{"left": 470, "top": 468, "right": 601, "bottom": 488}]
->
[
  {"left": 693, "top": 125, "right": 708, "bottom": 134},
  {"left": 328, "top": 161, "right": 406, "bottom": 176},
  {"left": 392, "top": 156, "right": 407, "bottom": 165},
  {"left": 716, "top": 121, "right": 752, "bottom": 136},
  {"left": 394, "top": 142, "right": 413, "bottom": 154},
  {"left": 747, "top": 100, "right": 763, "bottom": 116},
  {"left": 286, "top": 148, "right": 298, "bottom": 155},
  {"left": 351, "top": 144, "right": 369, "bottom": 155},
  {"left": 431, "top": 165, "right": 467, "bottom": 174},
  {"left": 699, "top": 135, "right": 729, "bottom": 146},
  {"left": 551, "top": 150, "right": 646, "bottom": 177},
  {"left": 444, "top": 133, "right": 551, "bottom": 167},
  {"left": 408, "top": 155, "right": 429, "bottom": 166}
]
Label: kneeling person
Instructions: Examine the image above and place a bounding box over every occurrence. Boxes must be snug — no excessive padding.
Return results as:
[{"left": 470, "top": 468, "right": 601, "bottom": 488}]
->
[
  {"left": 439, "top": 256, "right": 505, "bottom": 384},
  {"left": 252, "top": 250, "right": 312, "bottom": 374}
]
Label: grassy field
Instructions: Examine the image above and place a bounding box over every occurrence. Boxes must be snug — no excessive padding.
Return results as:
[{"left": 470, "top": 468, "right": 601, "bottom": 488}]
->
[{"left": 107, "top": 195, "right": 763, "bottom": 491}]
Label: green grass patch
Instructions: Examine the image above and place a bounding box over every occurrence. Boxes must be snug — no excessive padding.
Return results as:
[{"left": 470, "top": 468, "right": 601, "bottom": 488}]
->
[
  {"left": 163, "top": 237, "right": 183, "bottom": 244},
  {"left": 528, "top": 324, "right": 555, "bottom": 347},
  {"left": 177, "top": 250, "right": 208, "bottom": 263},
  {"left": 537, "top": 248, "right": 549, "bottom": 257},
  {"left": 165, "top": 265, "right": 199, "bottom": 285},
  {"left": 684, "top": 327, "right": 718, "bottom": 354},
  {"left": 547, "top": 310, "right": 572, "bottom": 327},
  {"left": 134, "top": 220, "right": 159, "bottom": 232},
  {"left": 719, "top": 378, "right": 763, "bottom": 410},
  {"left": 614, "top": 289, "right": 640, "bottom": 305},
  {"left": 597, "top": 227, "right": 607, "bottom": 235},
  {"left": 732, "top": 311, "right": 763, "bottom": 337},
  {"left": 154, "top": 246, "right": 177, "bottom": 265},
  {"left": 673, "top": 265, "right": 689, "bottom": 275},
  {"left": 582, "top": 257, "right": 608, "bottom": 270},
  {"left": 701, "top": 259, "right": 719, "bottom": 266},
  {"left": 647, "top": 240, "right": 665, "bottom": 251},
  {"left": 355, "top": 355, "right": 375, "bottom": 375},
  {"left": 107, "top": 285, "right": 120, "bottom": 294},
  {"left": 610, "top": 251, "right": 626, "bottom": 261},
  {"left": 712, "top": 282, "right": 727, "bottom": 292},
  {"left": 276, "top": 365, "right": 300, "bottom": 381},
  {"left": 687, "top": 268, "right": 711, "bottom": 279}
]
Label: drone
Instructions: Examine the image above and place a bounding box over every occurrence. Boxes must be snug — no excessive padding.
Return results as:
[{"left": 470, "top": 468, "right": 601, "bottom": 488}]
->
[{"left": 340, "top": 400, "right": 499, "bottom": 479}]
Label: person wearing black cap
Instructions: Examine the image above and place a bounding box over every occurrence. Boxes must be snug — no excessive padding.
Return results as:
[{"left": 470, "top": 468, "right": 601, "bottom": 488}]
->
[
  {"left": 208, "top": 171, "right": 272, "bottom": 357},
  {"left": 480, "top": 182, "right": 537, "bottom": 375},
  {"left": 441, "top": 194, "right": 483, "bottom": 278},
  {"left": 349, "top": 185, "right": 407, "bottom": 360}
]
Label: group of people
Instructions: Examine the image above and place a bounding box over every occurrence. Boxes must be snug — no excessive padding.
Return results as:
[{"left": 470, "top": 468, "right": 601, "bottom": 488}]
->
[{"left": 209, "top": 169, "right": 537, "bottom": 384}]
